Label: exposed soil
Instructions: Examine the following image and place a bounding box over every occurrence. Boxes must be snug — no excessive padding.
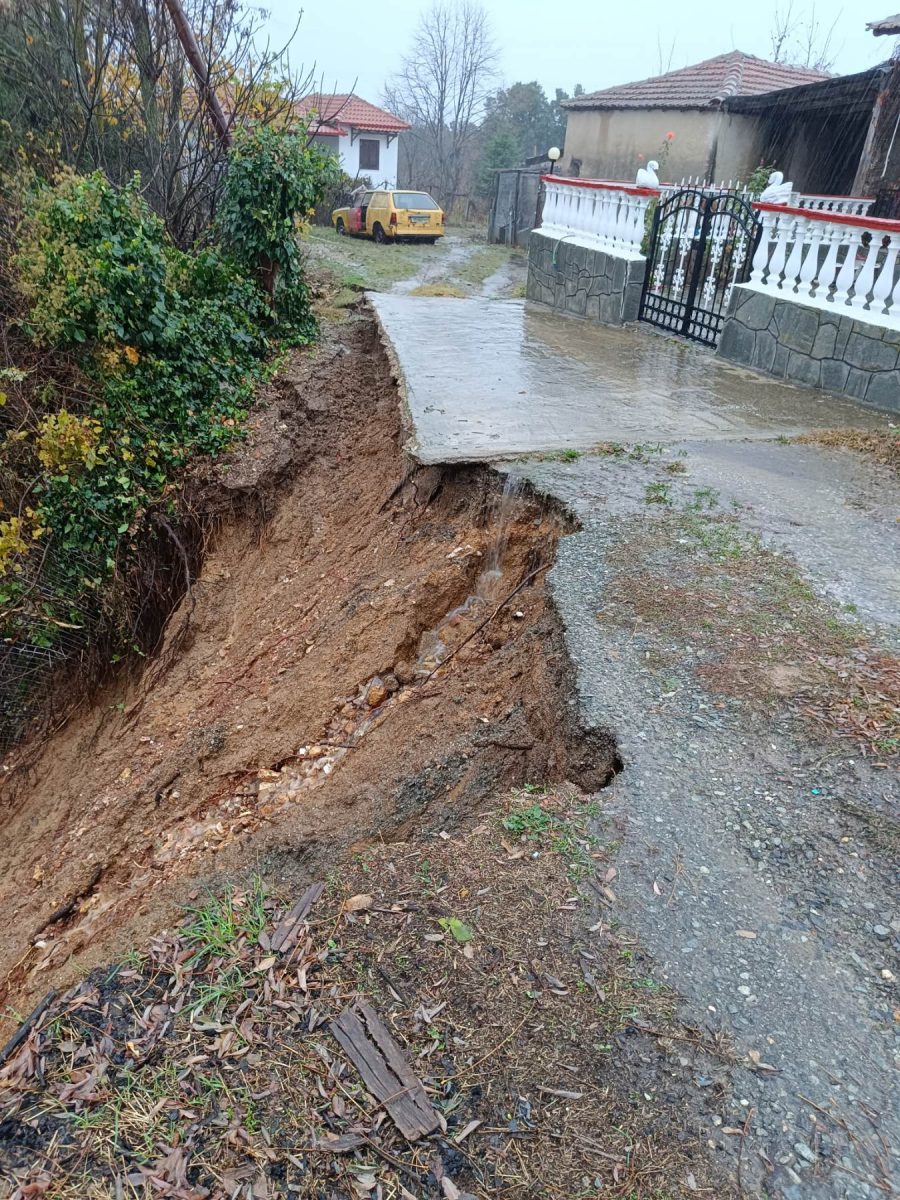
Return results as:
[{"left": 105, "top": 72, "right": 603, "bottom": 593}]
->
[
  {"left": 0, "top": 788, "right": 741, "bottom": 1200},
  {"left": 0, "top": 312, "right": 617, "bottom": 1038}
]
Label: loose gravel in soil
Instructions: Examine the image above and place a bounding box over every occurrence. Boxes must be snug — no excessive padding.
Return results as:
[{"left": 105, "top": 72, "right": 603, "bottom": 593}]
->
[
  {"left": 513, "top": 452, "right": 899, "bottom": 1200},
  {"left": 0, "top": 315, "right": 615, "bottom": 1039}
]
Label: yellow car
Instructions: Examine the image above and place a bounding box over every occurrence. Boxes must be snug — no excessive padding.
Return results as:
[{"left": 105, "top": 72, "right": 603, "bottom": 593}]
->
[{"left": 331, "top": 189, "right": 445, "bottom": 243}]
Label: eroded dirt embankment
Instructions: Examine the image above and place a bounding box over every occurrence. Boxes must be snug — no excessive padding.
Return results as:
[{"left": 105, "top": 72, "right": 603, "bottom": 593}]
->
[{"left": 0, "top": 312, "right": 617, "bottom": 1030}]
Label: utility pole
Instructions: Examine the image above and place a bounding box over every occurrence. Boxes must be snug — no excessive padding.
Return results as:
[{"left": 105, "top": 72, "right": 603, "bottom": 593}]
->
[{"left": 162, "top": 0, "right": 232, "bottom": 148}]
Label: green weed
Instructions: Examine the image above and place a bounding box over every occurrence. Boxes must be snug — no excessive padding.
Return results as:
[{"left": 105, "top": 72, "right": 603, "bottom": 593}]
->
[
  {"left": 182, "top": 876, "right": 268, "bottom": 963},
  {"left": 502, "top": 803, "right": 554, "bottom": 838},
  {"left": 685, "top": 486, "right": 720, "bottom": 512},
  {"left": 644, "top": 481, "right": 673, "bottom": 506}
]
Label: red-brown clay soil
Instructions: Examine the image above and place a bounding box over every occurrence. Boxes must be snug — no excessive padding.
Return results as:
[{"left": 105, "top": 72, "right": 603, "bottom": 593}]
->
[{"left": 0, "top": 313, "right": 617, "bottom": 1033}]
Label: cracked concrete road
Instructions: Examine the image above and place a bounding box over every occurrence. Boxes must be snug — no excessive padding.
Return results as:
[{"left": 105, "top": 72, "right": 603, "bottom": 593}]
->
[{"left": 377, "top": 291, "right": 900, "bottom": 1199}]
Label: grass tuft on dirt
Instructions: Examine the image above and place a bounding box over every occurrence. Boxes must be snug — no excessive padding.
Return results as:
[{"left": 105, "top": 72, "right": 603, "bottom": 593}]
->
[
  {"left": 796, "top": 427, "right": 900, "bottom": 476},
  {"left": 409, "top": 283, "right": 466, "bottom": 299},
  {"left": 0, "top": 786, "right": 738, "bottom": 1200}
]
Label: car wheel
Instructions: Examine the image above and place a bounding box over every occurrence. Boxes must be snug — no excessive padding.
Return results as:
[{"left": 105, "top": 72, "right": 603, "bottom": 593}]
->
[
  {"left": 424, "top": 237, "right": 437, "bottom": 245},
  {"left": 373, "top": 223, "right": 386, "bottom": 244},
  {"left": 335, "top": 218, "right": 345, "bottom": 235}
]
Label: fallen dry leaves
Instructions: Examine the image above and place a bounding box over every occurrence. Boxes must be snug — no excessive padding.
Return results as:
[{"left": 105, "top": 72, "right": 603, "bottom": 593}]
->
[{"left": 0, "top": 788, "right": 738, "bottom": 1200}]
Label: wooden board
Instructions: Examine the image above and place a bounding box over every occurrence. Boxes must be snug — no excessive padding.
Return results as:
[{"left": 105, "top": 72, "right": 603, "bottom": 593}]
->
[
  {"left": 330, "top": 1000, "right": 439, "bottom": 1140},
  {"left": 267, "top": 882, "right": 325, "bottom": 952}
]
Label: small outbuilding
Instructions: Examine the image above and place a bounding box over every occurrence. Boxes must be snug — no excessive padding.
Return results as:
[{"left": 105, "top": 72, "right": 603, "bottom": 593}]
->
[{"left": 297, "top": 93, "right": 411, "bottom": 190}]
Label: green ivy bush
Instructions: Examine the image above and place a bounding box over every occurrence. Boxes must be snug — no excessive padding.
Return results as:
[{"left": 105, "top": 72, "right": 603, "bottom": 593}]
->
[
  {"left": 3, "top": 132, "right": 336, "bottom": 656},
  {"left": 217, "top": 125, "right": 342, "bottom": 341}
]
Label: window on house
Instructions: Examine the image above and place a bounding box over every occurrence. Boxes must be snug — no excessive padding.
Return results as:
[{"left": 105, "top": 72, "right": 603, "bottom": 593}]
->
[
  {"left": 358, "top": 138, "right": 380, "bottom": 171},
  {"left": 312, "top": 135, "right": 339, "bottom": 157}
]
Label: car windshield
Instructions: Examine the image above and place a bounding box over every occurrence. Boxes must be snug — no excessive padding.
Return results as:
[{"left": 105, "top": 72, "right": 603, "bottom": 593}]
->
[{"left": 392, "top": 192, "right": 439, "bottom": 210}]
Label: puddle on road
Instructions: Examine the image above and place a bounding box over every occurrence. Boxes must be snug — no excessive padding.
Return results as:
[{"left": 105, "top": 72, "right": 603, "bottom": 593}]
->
[{"left": 372, "top": 295, "right": 892, "bottom": 462}]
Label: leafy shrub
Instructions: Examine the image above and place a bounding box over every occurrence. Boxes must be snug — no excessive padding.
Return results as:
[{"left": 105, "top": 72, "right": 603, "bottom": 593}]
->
[
  {"left": 16, "top": 172, "right": 169, "bottom": 348},
  {"left": 4, "top": 171, "right": 272, "bottom": 649},
  {"left": 4, "top": 123, "right": 338, "bottom": 692},
  {"left": 217, "top": 125, "right": 341, "bottom": 341},
  {"left": 313, "top": 169, "right": 372, "bottom": 226},
  {"left": 747, "top": 162, "right": 778, "bottom": 199},
  {"left": 36, "top": 411, "right": 103, "bottom": 473}
]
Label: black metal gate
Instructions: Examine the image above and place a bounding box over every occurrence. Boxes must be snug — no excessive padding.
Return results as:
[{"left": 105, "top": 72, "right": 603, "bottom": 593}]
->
[{"left": 639, "top": 189, "right": 760, "bottom": 346}]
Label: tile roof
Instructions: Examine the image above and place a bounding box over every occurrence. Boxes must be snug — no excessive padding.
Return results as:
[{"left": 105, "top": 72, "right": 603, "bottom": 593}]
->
[
  {"left": 296, "top": 93, "right": 411, "bottom": 135},
  {"left": 562, "top": 52, "right": 831, "bottom": 111},
  {"left": 867, "top": 13, "right": 900, "bottom": 34}
]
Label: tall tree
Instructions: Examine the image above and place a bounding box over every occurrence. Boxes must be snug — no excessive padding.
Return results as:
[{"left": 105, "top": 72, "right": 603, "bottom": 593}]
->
[
  {"left": 0, "top": 0, "right": 315, "bottom": 245},
  {"left": 474, "top": 125, "right": 518, "bottom": 197},
  {"left": 769, "top": 0, "right": 837, "bottom": 71},
  {"left": 384, "top": 0, "right": 497, "bottom": 207},
  {"left": 482, "top": 81, "right": 556, "bottom": 160}
]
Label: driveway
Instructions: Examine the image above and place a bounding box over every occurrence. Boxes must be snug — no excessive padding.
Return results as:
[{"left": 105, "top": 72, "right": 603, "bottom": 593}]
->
[
  {"left": 374, "top": 290, "right": 900, "bottom": 1200},
  {"left": 372, "top": 296, "right": 892, "bottom": 462}
]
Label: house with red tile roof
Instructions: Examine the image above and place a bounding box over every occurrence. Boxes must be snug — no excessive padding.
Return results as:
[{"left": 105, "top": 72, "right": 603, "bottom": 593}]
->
[
  {"left": 296, "top": 93, "right": 411, "bottom": 189},
  {"left": 559, "top": 51, "right": 830, "bottom": 184}
]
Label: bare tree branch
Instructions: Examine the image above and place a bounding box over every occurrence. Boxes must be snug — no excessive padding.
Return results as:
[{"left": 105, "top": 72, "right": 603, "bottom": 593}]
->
[
  {"left": 384, "top": 0, "right": 497, "bottom": 207},
  {"left": 0, "top": 0, "right": 318, "bottom": 244},
  {"left": 769, "top": 0, "right": 837, "bottom": 71}
]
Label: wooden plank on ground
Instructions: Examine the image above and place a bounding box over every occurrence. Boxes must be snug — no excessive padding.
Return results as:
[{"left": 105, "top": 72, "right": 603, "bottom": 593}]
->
[
  {"left": 269, "top": 882, "right": 325, "bottom": 952},
  {"left": 330, "top": 1000, "right": 439, "bottom": 1140}
]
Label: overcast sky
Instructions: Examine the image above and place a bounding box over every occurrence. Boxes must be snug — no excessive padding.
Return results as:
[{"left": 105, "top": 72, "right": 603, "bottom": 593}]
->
[{"left": 265, "top": 0, "right": 887, "bottom": 103}]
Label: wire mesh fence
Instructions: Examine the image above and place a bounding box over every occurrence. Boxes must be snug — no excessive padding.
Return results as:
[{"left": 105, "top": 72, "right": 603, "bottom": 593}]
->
[{"left": 0, "top": 551, "right": 102, "bottom": 752}]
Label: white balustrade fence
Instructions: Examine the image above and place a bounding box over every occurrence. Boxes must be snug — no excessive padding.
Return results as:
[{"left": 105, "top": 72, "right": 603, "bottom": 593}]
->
[
  {"left": 662, "top": 177, "right": 752, "bottom": 199},
  {"left": 791, "top": 193, "right": 875, "bottom": 217},
  {"left": 749, "top": 203, "right": 900, "bottom": 328},
  {"left": 539, "top": 176, "right": 659, "bottom": 260}
]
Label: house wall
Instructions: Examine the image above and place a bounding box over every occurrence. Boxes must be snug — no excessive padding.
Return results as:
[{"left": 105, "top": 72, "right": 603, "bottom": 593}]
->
[
  {"left": 562, "top": 108, "right": 764, "bottom": 185},
  {"left": 711, "top": 113, "right": 767, "bottom": 184},
  {"left": 337, "top": 131, "right": 400, "bottom": 189}
]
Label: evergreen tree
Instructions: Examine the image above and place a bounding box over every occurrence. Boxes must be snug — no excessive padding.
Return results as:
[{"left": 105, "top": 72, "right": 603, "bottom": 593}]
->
[{"left": 474, "top": 126, "right": 519, "bottom": 197}]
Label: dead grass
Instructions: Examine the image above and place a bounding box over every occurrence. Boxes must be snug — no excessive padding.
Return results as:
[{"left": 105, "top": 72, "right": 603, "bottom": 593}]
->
[
  {"left": 0, "top": 787, "right": 738, "bottom": 1200},
  {"left": 408, "top": 283, "right": 466, "bottom": 299},
  {"left": 796, "top": 428, "right": 900, "bottom": 476},
  {"left": 600, "top": 512, "right": 899, "bottom": 760}
]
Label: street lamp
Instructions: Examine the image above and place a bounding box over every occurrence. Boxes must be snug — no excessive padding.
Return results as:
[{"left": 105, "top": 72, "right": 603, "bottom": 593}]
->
[{"left": 547, "top": 146, "right": 561, "bottom": 175}]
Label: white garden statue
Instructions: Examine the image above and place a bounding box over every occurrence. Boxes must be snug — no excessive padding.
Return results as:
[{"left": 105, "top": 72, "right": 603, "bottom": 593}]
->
[
  {"left": 636, "top": 160, "right": 660, "bottom": 187},
  {"left": 759, "top": 170, "right": 793, "bottom": 204}
]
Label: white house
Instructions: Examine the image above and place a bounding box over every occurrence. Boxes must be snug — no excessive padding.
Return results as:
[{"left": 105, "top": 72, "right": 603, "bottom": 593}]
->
[{"left": 297, "top": 93, "right": 410, "bottom": 189}]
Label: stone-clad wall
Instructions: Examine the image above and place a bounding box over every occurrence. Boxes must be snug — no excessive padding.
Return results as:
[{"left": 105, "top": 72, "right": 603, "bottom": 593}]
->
[
  {"left": 718, "top": 286, "right": 900, "bottom": 414},
  {"left": 526, "top": 230, "right": 647, "bottom": 326}
]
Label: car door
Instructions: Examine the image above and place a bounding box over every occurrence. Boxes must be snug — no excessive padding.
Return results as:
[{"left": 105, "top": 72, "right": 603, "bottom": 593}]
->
[
  {"left": 349, "top": 192, "right": 372, "bottom": 235},
  {"left": 367, "top": 191, "right": 390, "bottom": 237}
]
